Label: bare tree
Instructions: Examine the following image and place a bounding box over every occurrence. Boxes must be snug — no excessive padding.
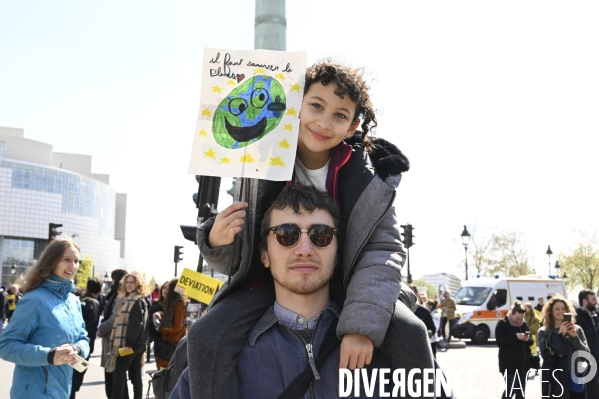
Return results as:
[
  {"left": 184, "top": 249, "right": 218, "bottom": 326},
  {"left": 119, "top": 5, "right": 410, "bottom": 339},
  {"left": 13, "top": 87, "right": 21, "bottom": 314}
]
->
[
  {"left": 559, "top": 229, "right": 599, "bottom": 291},
  {"left": 489, "top": 232, "right": 532, "bottom": 277},
  {"left": 467, "top": 228, "right": 498, "bottom": 277},
  {"left": 464, "top": 226, "right": 532, "bottom": 277}
]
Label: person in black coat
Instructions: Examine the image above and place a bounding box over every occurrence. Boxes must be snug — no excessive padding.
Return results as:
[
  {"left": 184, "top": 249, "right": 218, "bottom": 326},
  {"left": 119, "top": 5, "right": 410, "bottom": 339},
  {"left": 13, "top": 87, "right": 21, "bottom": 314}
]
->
[
  {"left": 576, "top": 289, "right": 599, "bottom": 398},
  {"left": 71, "top": 277, "right": 103, "bottom": 399},
  {"left": 495, "top": 300, "right": 534, "bottom": 399}
]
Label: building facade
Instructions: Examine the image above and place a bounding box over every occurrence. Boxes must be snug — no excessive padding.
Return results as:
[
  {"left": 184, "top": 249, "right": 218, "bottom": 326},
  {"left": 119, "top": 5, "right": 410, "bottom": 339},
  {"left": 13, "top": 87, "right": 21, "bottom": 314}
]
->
[
  {"left": 0, "top": 127, "right": 126, "bottom": 286},
  {"left": 419, "top": 272, "right": 462, "bottom": 296}
]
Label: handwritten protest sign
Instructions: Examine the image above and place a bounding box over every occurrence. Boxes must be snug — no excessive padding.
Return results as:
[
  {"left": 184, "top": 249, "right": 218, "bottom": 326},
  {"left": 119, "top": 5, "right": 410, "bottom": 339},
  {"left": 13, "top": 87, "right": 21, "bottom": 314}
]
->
[
  {"left": 188, "top": 48, "right": 307, "bottom": 181},
  {"left": 175, "top": 267, "right": 224, "bottom": 305}
]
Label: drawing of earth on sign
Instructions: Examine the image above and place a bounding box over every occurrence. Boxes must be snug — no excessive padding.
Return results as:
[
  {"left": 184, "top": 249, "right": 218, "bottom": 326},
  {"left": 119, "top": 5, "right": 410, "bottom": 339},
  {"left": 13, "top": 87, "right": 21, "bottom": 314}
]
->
[{"left": 212, "top": 75, "right": 286, "bottom": 149}]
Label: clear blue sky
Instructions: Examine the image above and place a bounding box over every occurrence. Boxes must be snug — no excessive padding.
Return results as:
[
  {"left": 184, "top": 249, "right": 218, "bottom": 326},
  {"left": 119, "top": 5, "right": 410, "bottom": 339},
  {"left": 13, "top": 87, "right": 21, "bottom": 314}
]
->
[{"left": 1, "top": 1, "right": 598, "bottom": 283}]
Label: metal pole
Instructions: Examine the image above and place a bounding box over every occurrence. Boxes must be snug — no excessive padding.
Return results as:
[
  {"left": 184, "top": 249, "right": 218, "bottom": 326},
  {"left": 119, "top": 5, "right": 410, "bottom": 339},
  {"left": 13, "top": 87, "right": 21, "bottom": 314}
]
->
[
  {"left": 255, "top": 0, "right": 286, "bottom": 51},
  {"left": 464, "top": 245, "right": 468, "bottom": 281},
  {"left": 406, "top": 248, "right": 412, "bottom": 284}
]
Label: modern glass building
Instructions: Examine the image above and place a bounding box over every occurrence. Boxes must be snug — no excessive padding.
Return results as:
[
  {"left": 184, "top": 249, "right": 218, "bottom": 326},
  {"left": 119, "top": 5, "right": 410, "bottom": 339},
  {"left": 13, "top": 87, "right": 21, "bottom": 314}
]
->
[{"left": 0, "top": 126, "right": 127, "bottom": 286}]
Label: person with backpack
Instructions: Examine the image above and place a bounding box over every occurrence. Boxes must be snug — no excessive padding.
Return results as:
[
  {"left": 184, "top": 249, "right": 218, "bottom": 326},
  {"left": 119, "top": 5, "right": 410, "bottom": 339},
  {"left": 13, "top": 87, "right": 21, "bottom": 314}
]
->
[{"left": 187, "top": 59, "right": 435, "bottom": 398}]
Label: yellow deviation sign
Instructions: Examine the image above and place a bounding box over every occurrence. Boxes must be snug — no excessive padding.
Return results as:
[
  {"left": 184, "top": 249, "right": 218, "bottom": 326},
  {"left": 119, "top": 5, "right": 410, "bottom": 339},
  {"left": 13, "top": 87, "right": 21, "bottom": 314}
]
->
[{"left": 175, "top": 268, "right": 224, "bottom": 305}]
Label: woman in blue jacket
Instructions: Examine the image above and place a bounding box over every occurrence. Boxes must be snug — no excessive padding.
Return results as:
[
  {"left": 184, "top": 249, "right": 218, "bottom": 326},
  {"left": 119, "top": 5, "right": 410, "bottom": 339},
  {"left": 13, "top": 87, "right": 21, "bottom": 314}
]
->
[{"left": 0, "top": 238, "right": 90, "bottom": 399}]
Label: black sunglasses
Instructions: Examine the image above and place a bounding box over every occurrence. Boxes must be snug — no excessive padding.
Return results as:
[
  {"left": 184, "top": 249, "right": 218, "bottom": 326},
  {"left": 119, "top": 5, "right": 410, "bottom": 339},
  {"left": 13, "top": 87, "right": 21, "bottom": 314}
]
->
[{"left": 264, "top": 223, "right": 337, "bottom": 248}]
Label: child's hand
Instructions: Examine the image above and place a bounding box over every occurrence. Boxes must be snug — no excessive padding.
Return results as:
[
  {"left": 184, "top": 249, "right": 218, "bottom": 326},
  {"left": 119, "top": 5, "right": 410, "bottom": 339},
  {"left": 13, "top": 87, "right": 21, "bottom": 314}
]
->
[
  {"left": 339, "top": 334, "right": 373, "bottom": 370},
  {"left": 208, "top": 202, "right": 248, "bottom": 248}
]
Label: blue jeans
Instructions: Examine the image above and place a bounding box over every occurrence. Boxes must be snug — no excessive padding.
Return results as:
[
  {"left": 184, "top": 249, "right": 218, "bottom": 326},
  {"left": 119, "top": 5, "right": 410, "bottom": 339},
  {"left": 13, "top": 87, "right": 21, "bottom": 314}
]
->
[
  {"left": 439, "top": 317, "right": 455, "bottom": 343},
  {"left": 503, "top": 372, "right": 526, "bottom": 399}
]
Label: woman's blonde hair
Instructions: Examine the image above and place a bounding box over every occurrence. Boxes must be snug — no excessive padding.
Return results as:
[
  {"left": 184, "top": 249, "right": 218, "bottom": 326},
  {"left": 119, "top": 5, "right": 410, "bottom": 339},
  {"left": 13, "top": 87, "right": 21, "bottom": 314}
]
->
[
  {"left": 542, "top": 295, "right": 576, "bottom": 331},
  {"left": 118, "top": 271, "right": 149, "bottom": 297},
  {"left": 20, "top": 238, "right": 80, "bottom": 294}
]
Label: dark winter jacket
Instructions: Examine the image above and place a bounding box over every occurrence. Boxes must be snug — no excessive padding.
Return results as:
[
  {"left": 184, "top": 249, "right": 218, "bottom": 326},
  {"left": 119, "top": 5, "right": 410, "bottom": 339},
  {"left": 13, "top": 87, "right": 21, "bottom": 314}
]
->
[
  {"left": 199, "top": 136, "right": 410, "bottom": 346},
  {"left": 575, "top": 307, "right": 599, "bottom": 396},
  {"left": 80, "top": 293, "right": 101, "bottom": 340},
  {"left": 495, "top": 316, "right": 534, "bottom": 374},
  {"left": 125, "top": 298, "right": 149, "bottom": 348},
  {"left": 538, "top": 325, "right": 590, "bottom": 398},
  {"left": 575, "top": 307, "right": 599, "bottom": 361},
  {"left": 414, "top": 304, "right": 436, "bottom": 335}
]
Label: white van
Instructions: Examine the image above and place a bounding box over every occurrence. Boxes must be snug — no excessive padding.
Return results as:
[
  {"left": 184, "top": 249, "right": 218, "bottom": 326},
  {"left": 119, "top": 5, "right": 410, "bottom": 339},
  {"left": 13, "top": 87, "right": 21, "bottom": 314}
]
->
[{"left": 451, "top": 275, "right": 567, "bottom": 344}]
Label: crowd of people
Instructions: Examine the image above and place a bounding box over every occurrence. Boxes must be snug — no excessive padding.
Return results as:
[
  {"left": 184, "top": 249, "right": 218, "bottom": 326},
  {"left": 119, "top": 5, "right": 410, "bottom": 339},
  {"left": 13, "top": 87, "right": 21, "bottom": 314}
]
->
[
  {"left": 1, "top": 57, "right": 599, "bottom": 399},
  {"left": 0, "top": 241, "right": 189, "bottom": 399}
]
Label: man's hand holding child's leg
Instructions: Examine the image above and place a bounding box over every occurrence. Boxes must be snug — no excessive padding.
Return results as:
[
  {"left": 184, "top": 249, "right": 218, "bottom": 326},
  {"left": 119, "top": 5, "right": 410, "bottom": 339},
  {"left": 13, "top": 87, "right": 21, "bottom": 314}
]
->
[{"left": 339, "top": 333, "right": 373, "bottom": 370}]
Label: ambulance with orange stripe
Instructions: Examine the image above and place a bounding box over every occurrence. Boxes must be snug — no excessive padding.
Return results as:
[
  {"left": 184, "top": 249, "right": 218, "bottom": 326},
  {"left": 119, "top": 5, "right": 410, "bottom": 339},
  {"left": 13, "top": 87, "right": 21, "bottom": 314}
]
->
[{"left": 451, "top": 275, "right": 567, "bottom": 344}]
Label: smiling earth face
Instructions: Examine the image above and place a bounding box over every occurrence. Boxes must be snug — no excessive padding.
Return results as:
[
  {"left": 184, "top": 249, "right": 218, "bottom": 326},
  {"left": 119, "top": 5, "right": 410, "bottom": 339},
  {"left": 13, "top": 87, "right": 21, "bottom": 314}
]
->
[{"left": 212, "top": 75, "right": 286, "bottom": 149}]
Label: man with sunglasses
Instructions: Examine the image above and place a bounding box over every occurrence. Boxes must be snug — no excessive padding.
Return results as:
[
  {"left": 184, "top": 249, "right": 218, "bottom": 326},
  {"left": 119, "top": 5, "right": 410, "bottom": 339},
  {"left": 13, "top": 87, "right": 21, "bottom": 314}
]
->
[{"left": 171, "top": 185, "right": 391, "bottom": 398}]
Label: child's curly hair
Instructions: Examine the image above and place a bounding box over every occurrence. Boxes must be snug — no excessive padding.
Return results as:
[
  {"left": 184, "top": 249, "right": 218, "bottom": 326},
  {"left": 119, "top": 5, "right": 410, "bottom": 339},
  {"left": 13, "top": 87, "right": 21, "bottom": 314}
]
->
[{"left": 304, "top": 59, "right": 377, "bottom": 143}]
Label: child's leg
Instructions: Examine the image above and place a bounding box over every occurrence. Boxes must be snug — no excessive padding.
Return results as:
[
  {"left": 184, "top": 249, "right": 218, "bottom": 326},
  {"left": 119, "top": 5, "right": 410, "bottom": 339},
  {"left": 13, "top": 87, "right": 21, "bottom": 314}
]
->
[
  {"left": 187, "top": 284, "right": 275, "bottom": 399},
  {"left": 379, "top": 300, "right": 435, "bottom": 371}
]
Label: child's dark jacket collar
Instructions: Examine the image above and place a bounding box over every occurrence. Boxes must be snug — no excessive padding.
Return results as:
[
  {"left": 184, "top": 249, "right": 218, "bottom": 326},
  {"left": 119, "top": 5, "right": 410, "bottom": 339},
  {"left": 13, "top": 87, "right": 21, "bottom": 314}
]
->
[{"left": 344, "top": 134, "right": 410, "bottom": 180}]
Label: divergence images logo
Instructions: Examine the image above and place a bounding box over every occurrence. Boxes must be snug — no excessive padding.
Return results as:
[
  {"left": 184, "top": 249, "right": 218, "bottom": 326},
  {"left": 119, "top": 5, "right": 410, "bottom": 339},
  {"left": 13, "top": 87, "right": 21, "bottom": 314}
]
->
[{"left": 571, "top": 350, "right": 598, "bottom": 385}]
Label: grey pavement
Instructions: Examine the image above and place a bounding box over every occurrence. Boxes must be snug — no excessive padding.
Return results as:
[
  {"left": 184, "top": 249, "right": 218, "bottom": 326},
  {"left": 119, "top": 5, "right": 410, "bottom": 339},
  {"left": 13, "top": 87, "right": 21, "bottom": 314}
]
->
[
  {"left": 0, "top": 337, "right": 156, "bottom": 399},
  {"left": 437, "top": 339, "right": 545, "bottom": 399}
]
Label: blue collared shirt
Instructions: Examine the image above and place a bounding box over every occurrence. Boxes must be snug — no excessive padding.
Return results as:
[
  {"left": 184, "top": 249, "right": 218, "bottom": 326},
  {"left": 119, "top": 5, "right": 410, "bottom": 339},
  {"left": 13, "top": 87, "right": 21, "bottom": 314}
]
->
[{"left": 273, "top": 301, "right": 324, "bottom": 331}]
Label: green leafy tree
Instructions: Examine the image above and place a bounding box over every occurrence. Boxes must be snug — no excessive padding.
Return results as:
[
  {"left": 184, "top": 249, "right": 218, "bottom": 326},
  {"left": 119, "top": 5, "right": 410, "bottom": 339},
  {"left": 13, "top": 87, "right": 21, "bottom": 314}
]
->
[
  {"left": 75, "top": 255, "right": 93, "bottom": 290},
  {"left": 559, "top": 230, "right": 599, "bottom": 291},
  {"left": 412, "top": 279, "right": 438, "bottom": 301}
]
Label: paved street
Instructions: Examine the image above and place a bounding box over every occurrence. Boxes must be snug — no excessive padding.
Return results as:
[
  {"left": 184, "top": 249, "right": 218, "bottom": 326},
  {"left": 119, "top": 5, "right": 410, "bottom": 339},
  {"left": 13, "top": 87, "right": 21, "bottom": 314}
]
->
[
  {"left": 0, "top": 337, "right": 156, "bottom": 399},
  {"left": 1, "top": 336, "right": 549, "bottom": 399},
  {"left": 436, "top": 339, "right": 545, "bottom": 399}
]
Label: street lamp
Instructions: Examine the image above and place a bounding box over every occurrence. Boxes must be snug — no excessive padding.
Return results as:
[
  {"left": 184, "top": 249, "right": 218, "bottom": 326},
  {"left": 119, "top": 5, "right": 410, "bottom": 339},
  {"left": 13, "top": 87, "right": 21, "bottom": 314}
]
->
[
  {"left": 546, "top": 245, "right": 553, "bottom": 276},
  {"left": 10, "top": 263, "right": 17, "bottom": 275},
  {"left": 554, "top": 261, "right": 561, "bottom": 276},
  {"left": 461, "top": 225, "right": 471, "bottom": 281},
  {"left": 562, "top": 272, "right": 568, "bottom": 281}
]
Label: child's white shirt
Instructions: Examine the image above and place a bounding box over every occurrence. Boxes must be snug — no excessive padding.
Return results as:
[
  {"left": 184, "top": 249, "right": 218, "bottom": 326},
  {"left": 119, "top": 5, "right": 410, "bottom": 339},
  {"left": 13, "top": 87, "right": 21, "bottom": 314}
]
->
[{"left": 294, "top": 157, "right": 329, "bottom": 192}]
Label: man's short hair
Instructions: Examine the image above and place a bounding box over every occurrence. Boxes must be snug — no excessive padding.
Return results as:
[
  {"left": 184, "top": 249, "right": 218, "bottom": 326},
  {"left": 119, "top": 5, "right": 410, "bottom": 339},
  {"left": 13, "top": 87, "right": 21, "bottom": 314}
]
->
[
  {"left": 578, "top": 289, "right": 596, "bottom": 306},
  {"left": 538, "top": 297, "right": 543, "bottom": 301},
  {"left": 86, "top": 277, "right": 103, "bottom": 294},
  {"left": 260, "top": 184, "right": 340, "bottom": 249}
]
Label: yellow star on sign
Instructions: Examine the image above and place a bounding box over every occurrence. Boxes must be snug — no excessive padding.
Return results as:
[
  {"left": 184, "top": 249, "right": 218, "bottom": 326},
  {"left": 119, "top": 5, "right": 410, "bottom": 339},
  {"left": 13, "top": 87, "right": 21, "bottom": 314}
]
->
[
  {"left": 227, "top": 79, "right": 236, "bottom": 85},
  {"left": 212, "top": 85, "right": 223, "bottom": 93},
  {"left": 240, "top": 153, "right": 254, "bottom": 163},
  {"left": 275, "top": 73, "right": 286, "bottom": 81},
  {"left": 269, "top": 157, "right": 286, "bottom": 167},
  {"left": 220, "top": 157, "right": 231, "bottom": 164},
  {"left": 202, "top": 108, "right": 212, "bottom": 117},
  {"left": 204, "top": 148, "right": 217, "bottom": 159},
  {"left": 254, "top": 68, "right": 265, "bottom": 74},
  {"left": 286, "top": 107, "right": 298, "bottom": 118},
  {"left": 198, "top": 129, "right": 207, "bottom": 137},
  {"left": 290, "top": 83, "right": 302, "bottom": 92},
  {"left": 283, "top": 124, "right": 293, "bottom": 131},
  {"left": 278, "top": 138, "right": 291, "bottom": 149}
]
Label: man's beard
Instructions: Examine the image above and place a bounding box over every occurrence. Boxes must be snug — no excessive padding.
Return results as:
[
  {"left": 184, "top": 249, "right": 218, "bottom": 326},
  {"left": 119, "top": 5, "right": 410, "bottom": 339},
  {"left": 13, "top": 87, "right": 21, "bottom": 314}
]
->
[
  {"left": 274, "top": 274, "right": 330, "bottom": 296},
  {"left": 268, "top": 256, "right": 335, "bottom": 296},
  {"left": 586, "top": 303, "right": 597, "bottom": 312}
]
